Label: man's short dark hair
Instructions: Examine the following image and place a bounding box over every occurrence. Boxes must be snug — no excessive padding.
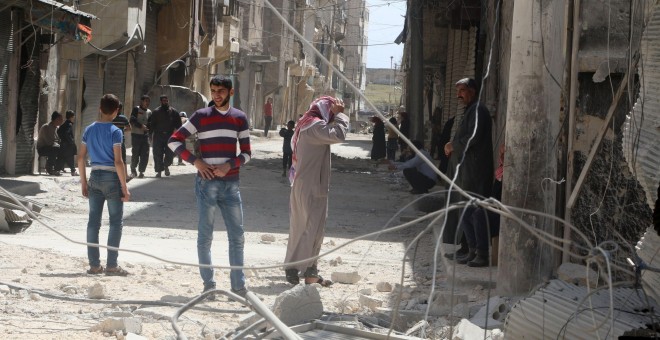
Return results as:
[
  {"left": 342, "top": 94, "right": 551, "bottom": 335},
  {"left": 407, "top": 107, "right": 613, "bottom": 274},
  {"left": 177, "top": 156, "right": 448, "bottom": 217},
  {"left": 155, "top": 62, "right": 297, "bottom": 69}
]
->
[
  {"left": 100, "top": 94, "right": 120, "bottom": 115},
  {"left": 51, "top": 111, "right": 61, "bottom": 121},
  {"left": 141, "top": 95, "right": 150, "bottom": 101},
  {"left": 455, "top": 78, "right": 478, "bottom": 91},
  {"left": 160, "top": 94, "right": 168, "bottom": 100},
  {"left": 65, "top": 110, "right": 75, "bottom": 119},
  {"left": 210, "top": 75, "right": 233, "bottom": 89}
]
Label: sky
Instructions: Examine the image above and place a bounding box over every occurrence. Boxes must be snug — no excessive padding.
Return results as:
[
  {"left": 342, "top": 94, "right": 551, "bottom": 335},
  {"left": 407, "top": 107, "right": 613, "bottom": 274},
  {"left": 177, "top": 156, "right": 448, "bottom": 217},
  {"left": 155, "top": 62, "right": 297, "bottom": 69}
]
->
[{"left": 365, "top": 0, "right": 406, "bottom": 69}]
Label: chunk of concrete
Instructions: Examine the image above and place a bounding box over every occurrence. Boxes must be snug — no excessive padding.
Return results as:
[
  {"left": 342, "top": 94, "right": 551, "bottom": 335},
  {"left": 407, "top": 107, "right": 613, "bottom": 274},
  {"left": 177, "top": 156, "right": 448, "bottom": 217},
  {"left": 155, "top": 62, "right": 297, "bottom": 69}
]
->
[
  {"left": 452, "top": 319, "right": 500, "bottom": 340},
  {"left": 557, "top": 262, "right": 598, "bottom": 287},
  {"left": 90, "top": 317, "right": 142, "bottom": 334},
  {"left": 359, "top": 294, "right": 383, "bottom": 311},
  {"left": 88, "top": 283, "right": 105, "bottom": 299},
  {"left": 469, "top": 296, "right": 509, "bottom": 329},
  {"left": 272, "top": 284, "right": 323, "bottom": 326},
  {"left": 330, "top": 271, "right": 361, "bottom": 284},
  {"left": 376, "top": 281, "right": 393, "bottom": 292},
  {"left": 0, "top": 285, "right": 10, "bottom": 294},
  {"left": 431, "top": 292, "right": 468, "bottom": 306},
  {"left": 126, "top": 333, "right": 148, "bottom": 340}
]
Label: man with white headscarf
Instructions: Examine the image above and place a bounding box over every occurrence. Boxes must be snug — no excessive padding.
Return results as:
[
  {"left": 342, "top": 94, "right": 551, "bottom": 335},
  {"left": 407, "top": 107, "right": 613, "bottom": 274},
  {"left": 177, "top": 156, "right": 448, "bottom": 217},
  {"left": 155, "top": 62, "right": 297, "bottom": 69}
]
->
[{"left": 284, "top": 96, "right": 348, "bottom": 286}]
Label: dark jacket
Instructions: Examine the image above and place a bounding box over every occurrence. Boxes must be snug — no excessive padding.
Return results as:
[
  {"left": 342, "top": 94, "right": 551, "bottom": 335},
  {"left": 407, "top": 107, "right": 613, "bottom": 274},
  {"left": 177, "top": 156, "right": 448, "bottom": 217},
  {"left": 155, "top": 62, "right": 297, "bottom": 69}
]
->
[
  {"left": 56, "top": 119, "right": 77, "bottom": 156},
  {"left": 279, "top": 128, "right": 294, "bottom": 154},
  {"left": 149, "top": 106, "right": 182, "bottom": 136}
]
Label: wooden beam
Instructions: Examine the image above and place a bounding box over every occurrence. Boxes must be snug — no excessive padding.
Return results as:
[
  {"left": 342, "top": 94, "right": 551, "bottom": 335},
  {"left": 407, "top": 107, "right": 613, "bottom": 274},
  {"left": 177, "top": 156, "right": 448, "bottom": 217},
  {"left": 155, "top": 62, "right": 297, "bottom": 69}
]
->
[{"left": 566, "top": 59, "right": 636, "bottom": 210}]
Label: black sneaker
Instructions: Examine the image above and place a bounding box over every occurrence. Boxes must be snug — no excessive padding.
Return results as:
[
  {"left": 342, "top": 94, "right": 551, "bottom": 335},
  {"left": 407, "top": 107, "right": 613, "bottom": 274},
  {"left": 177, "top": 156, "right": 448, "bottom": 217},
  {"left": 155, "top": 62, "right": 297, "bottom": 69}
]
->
[
  {"left": 164, "top": 167, "right": 170, "bottom": 176},
  {"left": 130, "top": 170, "right": 137, "bottom": 177},
  {"left": 138, "top": 172, "right": 144, "bottom": 178},
  {"left": 155, "top": 172, "right": 161, "bottom": 178},
  {"left": 202, "top": 284, "right": 216, "bottom": 301},
  {"left": 231, "top": 287, "right": 248, "bottom": 299}
]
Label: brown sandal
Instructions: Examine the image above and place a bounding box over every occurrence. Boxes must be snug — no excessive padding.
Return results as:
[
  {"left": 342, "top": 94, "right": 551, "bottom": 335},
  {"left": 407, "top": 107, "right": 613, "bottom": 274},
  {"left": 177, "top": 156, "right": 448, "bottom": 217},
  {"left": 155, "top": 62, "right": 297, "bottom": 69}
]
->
[
  {"left": 87, "top": 266, "right": 104, "bottom": 275},
  {"left": 105, "top": 266, "right": 129, "bottom": 276},
  {"left": 304, "top": 275, "right": 333, "bottom": 287}
]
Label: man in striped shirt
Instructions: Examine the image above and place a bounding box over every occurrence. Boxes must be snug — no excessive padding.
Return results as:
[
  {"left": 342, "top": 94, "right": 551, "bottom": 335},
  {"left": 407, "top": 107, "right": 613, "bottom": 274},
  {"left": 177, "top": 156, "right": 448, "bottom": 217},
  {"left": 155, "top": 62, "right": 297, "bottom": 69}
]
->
[{"left": 168, "top": 75, "right": 251, "bottom": 298}]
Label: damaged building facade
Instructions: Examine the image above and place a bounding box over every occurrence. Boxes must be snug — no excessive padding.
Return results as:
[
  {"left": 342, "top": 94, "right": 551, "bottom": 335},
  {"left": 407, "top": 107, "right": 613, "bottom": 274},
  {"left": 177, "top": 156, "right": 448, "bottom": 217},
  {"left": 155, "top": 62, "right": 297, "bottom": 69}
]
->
[
  {"left": 397, "top": 0, "right": 656, "bottom": 304},
  {"left": 0, "top": 0, "right": 367, "bottom": 175}
]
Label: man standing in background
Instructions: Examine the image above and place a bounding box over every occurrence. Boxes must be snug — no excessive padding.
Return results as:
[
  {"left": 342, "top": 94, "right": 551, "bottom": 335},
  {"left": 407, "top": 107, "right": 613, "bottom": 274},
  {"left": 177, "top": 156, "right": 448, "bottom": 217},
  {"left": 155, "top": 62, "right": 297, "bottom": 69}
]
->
[
  {"left": 150, "top": 94, "right": 181, "bottom": 178},
  {"left": 130, "top": 95, "right": 151, "bottom": 179},
  {"left": 263, "top": 97, "right": 273, "bottom": 138}
]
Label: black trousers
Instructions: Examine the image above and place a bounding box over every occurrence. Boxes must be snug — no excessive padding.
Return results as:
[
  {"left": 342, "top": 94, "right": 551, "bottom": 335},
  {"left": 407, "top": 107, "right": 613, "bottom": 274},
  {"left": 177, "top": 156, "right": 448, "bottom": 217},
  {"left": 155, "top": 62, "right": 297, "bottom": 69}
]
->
[
  {"left": 403, "top": 168, "right": 435, "bottom": 192},
  {"left": 264, "top": 116, "right": 273, "bottom": 137},
  {"left": 283, "top": 152, "right": 292, "bottom": 170},
  {"left": 152, "top": 133, "right": 173, "bottom": 172},
  {"left": 37, "top": 145, "right": 59, "bottom": 172},
  {"left": 56, "top": 144, "right": 76, "bottom": 172},
  {"left": 131, "top": 134, "right": 150, "bottom": 173},
  {"left": 461, "top": 180, "right": 502, "bottom": 252}
]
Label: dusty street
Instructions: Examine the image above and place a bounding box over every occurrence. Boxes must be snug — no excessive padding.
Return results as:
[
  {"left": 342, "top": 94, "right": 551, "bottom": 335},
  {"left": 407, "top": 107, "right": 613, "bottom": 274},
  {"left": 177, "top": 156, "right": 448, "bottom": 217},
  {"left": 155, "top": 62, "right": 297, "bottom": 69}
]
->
[{"left": 0, "top": 132, "right": 494, "bottom": 339}]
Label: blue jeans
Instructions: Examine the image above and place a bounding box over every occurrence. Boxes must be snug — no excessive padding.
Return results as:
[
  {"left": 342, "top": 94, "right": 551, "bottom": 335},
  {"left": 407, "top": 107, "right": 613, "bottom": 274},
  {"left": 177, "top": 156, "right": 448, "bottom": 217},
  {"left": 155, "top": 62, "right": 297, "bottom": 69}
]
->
[
  {"left": 195, "top": 176, "right": 245, "bottom": 291},
  {"left": 86, "top": 170, "right": 124, "bottom": 268}
]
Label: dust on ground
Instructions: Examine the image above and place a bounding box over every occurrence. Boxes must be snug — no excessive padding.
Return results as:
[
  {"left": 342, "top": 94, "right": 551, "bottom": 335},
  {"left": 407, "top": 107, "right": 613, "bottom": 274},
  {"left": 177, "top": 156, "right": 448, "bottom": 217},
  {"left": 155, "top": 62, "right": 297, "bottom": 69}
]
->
[{"left": 0, "top": 133, "right": 494, "bottom": 339}]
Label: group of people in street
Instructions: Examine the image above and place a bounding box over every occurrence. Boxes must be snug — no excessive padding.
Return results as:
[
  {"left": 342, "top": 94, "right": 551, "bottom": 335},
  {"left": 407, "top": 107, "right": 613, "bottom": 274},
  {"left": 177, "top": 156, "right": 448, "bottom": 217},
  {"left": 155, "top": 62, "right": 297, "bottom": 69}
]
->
[
  {"left": 75, "top": 72, "right": 502, "bottom": 304},
  {"left": 36, "top": 110, "right": 78, "bottom": 176}
]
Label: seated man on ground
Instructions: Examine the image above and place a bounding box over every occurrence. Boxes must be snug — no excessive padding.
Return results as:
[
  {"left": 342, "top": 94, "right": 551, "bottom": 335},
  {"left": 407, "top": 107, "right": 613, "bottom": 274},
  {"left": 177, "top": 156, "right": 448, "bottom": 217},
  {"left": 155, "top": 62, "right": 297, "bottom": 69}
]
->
[
  {"left": 389, "top": 140, "right": 437, "bottom": 194},
  {"left": 37, "top": 111, "right": 65, "bottom": 176}
]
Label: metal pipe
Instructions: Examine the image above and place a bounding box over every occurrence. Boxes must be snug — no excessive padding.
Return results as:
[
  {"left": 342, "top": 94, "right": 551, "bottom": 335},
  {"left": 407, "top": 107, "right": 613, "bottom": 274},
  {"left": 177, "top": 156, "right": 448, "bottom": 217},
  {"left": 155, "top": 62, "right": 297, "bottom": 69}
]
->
[{"left": 563, "top": 0, "right": 580, "bottom": 264}]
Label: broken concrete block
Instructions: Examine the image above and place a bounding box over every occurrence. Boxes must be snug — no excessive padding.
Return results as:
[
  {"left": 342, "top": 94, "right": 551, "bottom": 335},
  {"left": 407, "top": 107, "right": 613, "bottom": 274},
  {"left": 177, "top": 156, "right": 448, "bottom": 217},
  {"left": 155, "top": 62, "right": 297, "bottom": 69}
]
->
[
  {"left": 359, "top": 294, "right": 384, "bottom": 311},
  {"left": 261, "top": 234, "right": 276, "bottom": 243},
  {"left": 126, "top": 333, "right": 148, "bottom": 340},
  {"left": 469, "top": 296, "right": 509, "bottom": 329},
  {"left": 272, "top": 284, "right": 323, "bottom": 326},
  {"left": 88, "top": 283, "right": 105, "bottom": 299},
  {"left": 30, "top": 293, "right": 41, "bottom": 301},
  {"left": 557, "top": 262, "right": 598, "bottom": 287},
  {"left": 452, "top": 319, "right": 496, "bottom": 340},
  {"left": 359, "top": 288, "right": 372, "bottom": 296},
  {"left": 376, "top": 281, "right": 392, "bottom": 292},
  {"left": 90, "top": 317, "right": 142, "bottom": 335},
  {"left": 330, "top": 271, "right": 361, "bottom": 284},
  {"left": 427, "top": 302, "right": 469, "bottom": 317},
  {"left": 0, "top": 285, "right": 10, "bottom": 294}
]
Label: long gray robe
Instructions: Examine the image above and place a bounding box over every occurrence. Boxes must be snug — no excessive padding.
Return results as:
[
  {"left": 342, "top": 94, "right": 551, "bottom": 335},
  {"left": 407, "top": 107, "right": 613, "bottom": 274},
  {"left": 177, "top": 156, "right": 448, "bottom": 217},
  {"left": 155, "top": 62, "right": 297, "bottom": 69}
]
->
[
  {"left": 444, "top": 101, "right": 494, "bottom": 243},
  {"left": 284, "top": 113, "right": 349, "bottom": 273}
]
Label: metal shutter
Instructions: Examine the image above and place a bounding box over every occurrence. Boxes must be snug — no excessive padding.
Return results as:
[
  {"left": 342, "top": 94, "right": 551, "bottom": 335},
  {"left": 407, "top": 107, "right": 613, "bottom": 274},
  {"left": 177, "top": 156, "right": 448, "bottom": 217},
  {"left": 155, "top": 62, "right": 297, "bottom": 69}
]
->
[
  {"left": 0, "top": 10, "right": 12, "bottom": 171},
  {"left": 103, "top": 53, "right": 127, "bottom": 101},
  {"left": 82, "top": 55, "right": 103, "bottom": 130}
]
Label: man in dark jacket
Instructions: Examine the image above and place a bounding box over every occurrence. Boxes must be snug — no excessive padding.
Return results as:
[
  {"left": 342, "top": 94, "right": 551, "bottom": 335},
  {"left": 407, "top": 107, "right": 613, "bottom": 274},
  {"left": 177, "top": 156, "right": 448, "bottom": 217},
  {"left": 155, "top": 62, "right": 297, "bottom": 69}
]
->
[
  {"left": 443, "top": 78, "right": 494, "bottom": 259},
  {"left": 129, "top": 95, "right": 152, "bottom": 178},
  {"left": 56, "top": 110, "right": 78, "bottom": 176},
  {"left": 149, "top": 94, "right": 181, "bottom": 177}
]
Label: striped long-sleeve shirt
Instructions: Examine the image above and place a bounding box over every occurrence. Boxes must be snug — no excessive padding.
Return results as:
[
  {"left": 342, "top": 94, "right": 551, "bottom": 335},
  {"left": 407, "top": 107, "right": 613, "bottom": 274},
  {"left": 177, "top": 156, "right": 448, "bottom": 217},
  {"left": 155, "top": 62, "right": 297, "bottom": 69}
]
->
[{"left": 168, "top": 106, "right": 251, "bottom": 181}]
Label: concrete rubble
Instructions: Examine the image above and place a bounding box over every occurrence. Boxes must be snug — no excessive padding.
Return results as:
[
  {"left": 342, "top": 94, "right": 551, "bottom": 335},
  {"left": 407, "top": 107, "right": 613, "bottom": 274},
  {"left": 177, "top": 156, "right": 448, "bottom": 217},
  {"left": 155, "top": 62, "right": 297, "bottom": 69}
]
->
[
  {"left": 87, "top": 283, "right": 105, "bottom": 299},
  {"left": 90, "top": 317, "right": 142, "bottom": 335},
  {"left": 331, "top": 271, "right": 361, "bottom": 284},
  {"left": 272, "top": 284, "right": 323, "bottom": 326},
  {"left": 557, "top": 262, "right": 598, "bottom": 287},
  {"left": 376, "top": 281, "right": 393, "bottom": 292}
]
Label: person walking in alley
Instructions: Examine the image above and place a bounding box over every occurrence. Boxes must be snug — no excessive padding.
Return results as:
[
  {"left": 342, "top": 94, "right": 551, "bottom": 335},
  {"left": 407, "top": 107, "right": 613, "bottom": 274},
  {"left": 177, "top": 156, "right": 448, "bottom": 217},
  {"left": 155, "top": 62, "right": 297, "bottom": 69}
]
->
[
  {"left": 443, "top": 78, "right": 494, "bottom": 260},
  {"left": 279, "top": 120, "right": 295, "bottom": 177},
  {"left": 56, "top": 110, "right": 78, "bottom": 176},
  {"left": 78, "top": 94, "right": 131, "bottom": 276},
  {"left": 150, "top": 94, "right": 181, "bottom": 178},
  {"left": 263, "top": 97, "right": 273, "bottom": 138},
  {"left": 370, "top": 115, "right": 386, "bottom": 161},
  {"left": 130, "top": 95, "right": 152, "bottom": 178},
  {"left": 168, "top": 75, "right": 251, "bottom": 298},
  {"left": 284, "top": 96, "right": 348, "bottom": 286},
  {"left": 386, "top": 116, "right": 399, "bottom": 161}
]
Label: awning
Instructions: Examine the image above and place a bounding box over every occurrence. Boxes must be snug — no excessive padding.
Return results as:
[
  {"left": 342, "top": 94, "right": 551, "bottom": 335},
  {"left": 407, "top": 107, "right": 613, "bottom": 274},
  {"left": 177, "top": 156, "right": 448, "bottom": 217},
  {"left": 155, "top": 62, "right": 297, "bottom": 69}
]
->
[{"left": 5, "top": 0, "right": 96, "bottom": 43}]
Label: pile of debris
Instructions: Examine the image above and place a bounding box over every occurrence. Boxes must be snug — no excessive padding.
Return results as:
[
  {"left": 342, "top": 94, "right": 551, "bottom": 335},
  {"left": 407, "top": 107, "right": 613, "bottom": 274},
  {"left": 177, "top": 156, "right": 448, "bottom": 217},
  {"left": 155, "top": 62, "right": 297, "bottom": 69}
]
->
[{"left": 0, "top": 189, "right": 41, "bottom": 234}]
